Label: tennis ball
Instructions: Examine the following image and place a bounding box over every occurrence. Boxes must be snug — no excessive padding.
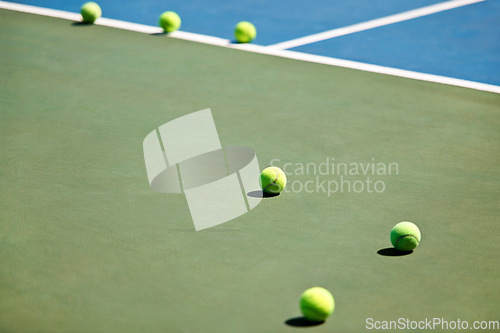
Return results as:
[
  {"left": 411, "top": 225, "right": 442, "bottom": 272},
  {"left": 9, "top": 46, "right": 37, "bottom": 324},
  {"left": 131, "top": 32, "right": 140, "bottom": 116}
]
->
[
  {"left": 234, "top": 21, "right": 256, "bottom": 43},
  {"left": 300, "top": 287, "right": 335, "bottom": 322},
  {"left": 259, "top": 167, "right": 286, "bottom": 194},
  {"left": 80, "top": 2, "right": 101, "bottom": 23},
  {"left": 159, "top": 11, "right": 181, "bottom": 33},
  {"left": 391, "top": 221, "right": 421, "bottom": 251}
]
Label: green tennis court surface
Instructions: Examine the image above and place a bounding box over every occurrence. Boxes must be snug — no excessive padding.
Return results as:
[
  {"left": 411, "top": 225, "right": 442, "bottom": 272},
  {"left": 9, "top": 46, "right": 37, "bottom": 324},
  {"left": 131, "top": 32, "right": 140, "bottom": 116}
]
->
[{"left": 1, "top": 9, "right": 499, "bottom": 333}]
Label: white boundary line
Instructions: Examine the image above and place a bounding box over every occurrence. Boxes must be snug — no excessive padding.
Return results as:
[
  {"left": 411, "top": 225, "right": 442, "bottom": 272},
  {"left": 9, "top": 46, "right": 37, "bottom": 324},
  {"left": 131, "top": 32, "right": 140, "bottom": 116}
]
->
[
  {"left": 268, "top": 0, "right": 486, "bottom": 50},
  {"left": 0, "top": 1, "right": 80, "bottom": 20},
  {"left": 0, "top": 0, "right": 498, "bottom": 94},
  {"left": 232, "top": 43, "right": 500, "bottom": 93}
]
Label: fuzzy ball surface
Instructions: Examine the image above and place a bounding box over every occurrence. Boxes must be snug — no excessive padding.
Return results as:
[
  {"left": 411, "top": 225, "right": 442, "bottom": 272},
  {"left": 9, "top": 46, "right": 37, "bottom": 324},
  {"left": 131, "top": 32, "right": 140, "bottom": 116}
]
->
[
  {"left": 159, "top": 11, "right": 181, "bottom": 33},
  {"left": 80, "top": 2, "right": 101, "bottom": 23},
  {"left": 391, "top": 221, "right": 421, "bottom": 251},
  {"left": 300, "top": 287, "right": 335, "bottom": 322},
  {"left": 234, "top": 21, "right": 257, "bottom": 43},
  {"left": 259, "top": 166, "right": 286, "bottom": 194}
]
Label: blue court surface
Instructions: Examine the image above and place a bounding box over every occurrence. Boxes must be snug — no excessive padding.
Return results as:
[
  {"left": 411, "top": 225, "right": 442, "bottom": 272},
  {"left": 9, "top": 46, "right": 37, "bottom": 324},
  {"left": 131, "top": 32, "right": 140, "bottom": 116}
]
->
[{"left": 5, "top": 0, "right": 500, "bottom": 86}]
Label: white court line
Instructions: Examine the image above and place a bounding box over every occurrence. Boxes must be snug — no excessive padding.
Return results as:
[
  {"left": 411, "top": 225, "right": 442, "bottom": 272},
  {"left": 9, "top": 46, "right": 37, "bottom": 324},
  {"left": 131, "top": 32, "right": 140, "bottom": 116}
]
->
[
  {"left": 0, "top": 1, "right": 231, "bottom": 46},
  {"left": 98, "top": 17, "right": 230, "bottom": 45},
  {"left": 1, "top": 0, "right": 499, "bottom": 94},
  {"left": 267, "top": 0, "right": 486, "bottom": 50},
  {"left": 0, "top": 0, "right": 81, "bottom": 20},
  {"left": 232, "top": 43, "right": 500, "bottom": 93}
]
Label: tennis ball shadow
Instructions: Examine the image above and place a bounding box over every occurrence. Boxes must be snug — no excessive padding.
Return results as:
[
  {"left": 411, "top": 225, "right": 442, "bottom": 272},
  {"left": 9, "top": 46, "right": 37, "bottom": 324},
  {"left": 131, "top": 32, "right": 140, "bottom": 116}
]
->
[
  {"left": 377, "top": 247, "right": 413, "bottom": 256},
  {"left": 285, "top": 317, "right": 324, "bottom": 327},
  {"left": 230, "top": 39, "right": 250, "bottom": 44},
  {"left": 247, "top": 190, "right": 280, "bottom": 198},
  {"left": 151, "top": 32, "right": 167, "bottom": 36},
  {"left": 71, "top": 21, "right": 93, "bottom": 26}
]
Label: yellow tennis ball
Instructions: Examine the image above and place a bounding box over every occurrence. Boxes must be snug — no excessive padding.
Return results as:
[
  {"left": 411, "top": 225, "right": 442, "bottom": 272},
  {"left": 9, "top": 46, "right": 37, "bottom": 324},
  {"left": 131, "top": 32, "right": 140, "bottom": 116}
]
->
[
  {"left": 80, "top": 2, "right": 101, "bottom": 24},
  {"left": 234, "top": 21, "right": 256, "bottom": 43},
  {"left": 391, "top": 221, "right": 421, "bottom": 251},
  {"left": 300, "top": 287, "right": 335, "bottom": 322},
  {"left": 158, "top": 11, "right": 181, "bottom": 33},
  {"left": 259, "top": 167, "right": 286, "bottom": 194}
]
